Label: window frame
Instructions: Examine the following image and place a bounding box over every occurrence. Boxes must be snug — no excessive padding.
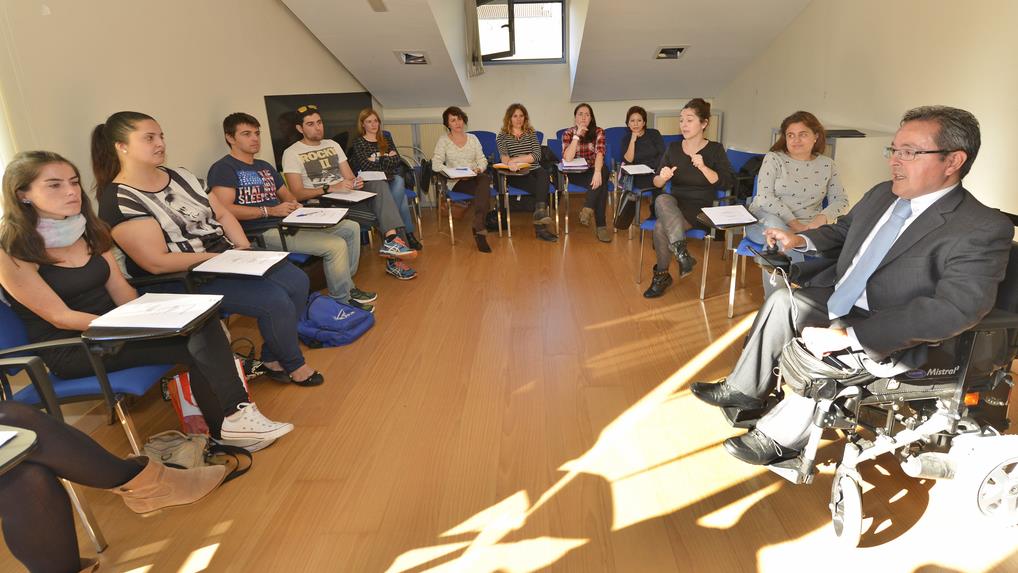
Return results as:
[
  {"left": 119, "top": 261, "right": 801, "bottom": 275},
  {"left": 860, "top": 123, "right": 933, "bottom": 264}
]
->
[{"left": 477, "top": 0, "right": 567, "bottom": 65}]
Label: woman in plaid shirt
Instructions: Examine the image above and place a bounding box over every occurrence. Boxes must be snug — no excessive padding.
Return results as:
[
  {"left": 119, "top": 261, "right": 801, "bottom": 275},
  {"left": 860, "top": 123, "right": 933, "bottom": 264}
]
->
[{"left": 561, "top": 103, "right": 611, "bottom": 243}]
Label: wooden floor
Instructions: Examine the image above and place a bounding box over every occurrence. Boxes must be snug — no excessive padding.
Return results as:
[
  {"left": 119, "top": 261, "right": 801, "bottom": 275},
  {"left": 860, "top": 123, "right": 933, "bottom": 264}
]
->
[{"left": 2, "top": 205, "right": 1017, "bottom": 573}]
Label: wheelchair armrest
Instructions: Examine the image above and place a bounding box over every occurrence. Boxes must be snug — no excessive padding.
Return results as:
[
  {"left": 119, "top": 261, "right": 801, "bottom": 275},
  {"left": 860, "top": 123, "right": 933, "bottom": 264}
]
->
[
  {"left": 0, "top": 355, "right": 63, "bottom": 421},
  {"left": 0, "top": 337, "right": 87, "bottom": 359},
  {"left": 973, "top": 308, "right": 1018, "bottom": 331}
]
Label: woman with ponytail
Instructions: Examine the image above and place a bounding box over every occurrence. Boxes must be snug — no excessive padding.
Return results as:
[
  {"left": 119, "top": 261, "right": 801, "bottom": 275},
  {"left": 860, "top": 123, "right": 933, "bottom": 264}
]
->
[{"left": 91, "top": 111, "right": 324, "bottom": 387}]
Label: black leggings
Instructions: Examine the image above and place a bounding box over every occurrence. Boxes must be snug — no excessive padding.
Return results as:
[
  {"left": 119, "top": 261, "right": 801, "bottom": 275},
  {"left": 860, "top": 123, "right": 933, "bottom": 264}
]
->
[
  {"left": 0, "top": 402, "right": 145, "bottom": 573},
  {"left": 45, "top": 319, "right": 248, "bottom": 438},
  {"left": 505, "top": 166, "right": 550, "bottom": 206}
]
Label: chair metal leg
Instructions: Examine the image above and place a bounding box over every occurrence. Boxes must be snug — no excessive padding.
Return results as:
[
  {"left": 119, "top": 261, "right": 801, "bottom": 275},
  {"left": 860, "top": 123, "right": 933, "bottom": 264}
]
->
[
  {"left": 501, "top": 176, "right": 512, "bottom": 239},
  {"left": 447, "top": 192, "right": 456, "bottom": 245},
  {"left": 740, "top": 255, "right": 747, "bottom": 286},
  {"left": 699, "top": 236, "right": 711, "bottom": 299},
  {"left": 553, "top": 187, "right": 560, "bottom": 235},
  {"left": 563, "top": 175, "right": 571, "bottom": 235},
  {"left": 62, "top": 479, "right": 108, "bottom": 553},
  {"left": 728, "top": 247, "right": 740, "bottom": 318},
  {"left": 638, "top": 227, "right": 646, "bottom": 284},
  {"left": 114, "top": 399, "right": 142, "bottom": 456},
  {"left": 412, "top": 196, "right": 423, "bottom": 238}
]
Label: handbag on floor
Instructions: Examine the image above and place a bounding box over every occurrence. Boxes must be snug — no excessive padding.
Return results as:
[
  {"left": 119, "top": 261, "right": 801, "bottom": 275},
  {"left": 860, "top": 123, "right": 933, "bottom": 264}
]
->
[
  {"left": 142, "top": 430, "right": 252, "bottom": 483},
  {"left": 613, "top": 190, "right": 640, "bottom": 230}
]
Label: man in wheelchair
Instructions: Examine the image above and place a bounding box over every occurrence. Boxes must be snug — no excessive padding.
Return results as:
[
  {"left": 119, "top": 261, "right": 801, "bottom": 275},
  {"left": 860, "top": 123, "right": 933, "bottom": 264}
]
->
[{"left": 691, "top": 106, "right": 1015, "bottom": 486}]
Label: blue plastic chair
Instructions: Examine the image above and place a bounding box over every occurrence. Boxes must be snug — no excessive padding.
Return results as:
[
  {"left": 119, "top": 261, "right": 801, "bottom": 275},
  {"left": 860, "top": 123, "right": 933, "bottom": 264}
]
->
[
  {"left": 468, "top": 130, "right": 498, "bottom": 164},
  {"left": 661, "top": 134, "right": 683, "bottom": 147},
  {"left": 536, "top": 131, "right": 544, "bottom": 145},
  {"left": 0, "top": 301, "right": 172, "bottom": 455}
]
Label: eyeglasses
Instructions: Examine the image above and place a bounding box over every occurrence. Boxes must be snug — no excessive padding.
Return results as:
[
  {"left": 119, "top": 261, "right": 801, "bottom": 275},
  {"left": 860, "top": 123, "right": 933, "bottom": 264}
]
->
[
  {"left": 883, "top": 147, "right": 954, "bottom": 161},
  {"left": 296, "top": 104, "right": 318, "bottom": 114}
]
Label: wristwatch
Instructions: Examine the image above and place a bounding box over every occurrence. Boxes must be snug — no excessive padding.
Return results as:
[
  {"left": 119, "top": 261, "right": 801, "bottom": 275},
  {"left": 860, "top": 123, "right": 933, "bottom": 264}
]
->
[{"left": 321, "top": 183, "right": 329, "bottom": 193}]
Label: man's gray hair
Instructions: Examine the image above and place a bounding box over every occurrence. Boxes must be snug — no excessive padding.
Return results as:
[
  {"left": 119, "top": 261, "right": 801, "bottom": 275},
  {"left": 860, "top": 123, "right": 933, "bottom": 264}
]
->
[{"left": 901, "top": 106, "right": 980, "bottom": 178}]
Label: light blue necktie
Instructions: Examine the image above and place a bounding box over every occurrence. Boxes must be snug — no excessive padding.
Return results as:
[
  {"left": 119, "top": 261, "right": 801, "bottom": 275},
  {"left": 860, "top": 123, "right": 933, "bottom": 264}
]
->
[{"left": 827, "top": 198, "right": 912, "bottom": 318}]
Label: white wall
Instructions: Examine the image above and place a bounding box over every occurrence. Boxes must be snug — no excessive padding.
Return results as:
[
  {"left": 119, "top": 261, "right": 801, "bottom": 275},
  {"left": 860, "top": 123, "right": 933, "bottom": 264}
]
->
[
  {"left": 0, "top": 0, "right": 365, "bottom": 188},
  {"left": 714, "top": 0, "right": 1018, "bottom": 211},
  {"left": 381, "top": 62, "right": 698, "bottom": 138}
]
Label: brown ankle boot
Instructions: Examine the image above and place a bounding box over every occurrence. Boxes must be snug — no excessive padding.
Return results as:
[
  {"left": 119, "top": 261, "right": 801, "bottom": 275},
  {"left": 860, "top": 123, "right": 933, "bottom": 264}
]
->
[{"left": 110, "top": 459, "right": 227, "bottom": 514}]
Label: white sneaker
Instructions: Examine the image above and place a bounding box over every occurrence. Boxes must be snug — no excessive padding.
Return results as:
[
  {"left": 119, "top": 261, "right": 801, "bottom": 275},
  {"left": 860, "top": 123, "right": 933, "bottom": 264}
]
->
[{"left": 220, "top": 403, "right": 293, "bottom": 443}]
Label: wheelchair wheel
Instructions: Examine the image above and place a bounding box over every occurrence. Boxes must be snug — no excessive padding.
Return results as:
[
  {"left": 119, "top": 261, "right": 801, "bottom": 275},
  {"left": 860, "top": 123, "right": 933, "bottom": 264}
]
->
[
  {"left": 954, "top": 435, "right": 1018, "bottom": 527},
  {"left": 831, "top": 475, "right": 864, "bottom": 547}
]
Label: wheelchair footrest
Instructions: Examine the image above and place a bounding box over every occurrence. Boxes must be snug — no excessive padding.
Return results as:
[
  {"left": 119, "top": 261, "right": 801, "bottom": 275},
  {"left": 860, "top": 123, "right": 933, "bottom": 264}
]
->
[
  {"left": 721, "top": 395, "right": 781, "bottom": 428},
  {"left": 766, "top": 456, "right": 814, "bottom": 485}
]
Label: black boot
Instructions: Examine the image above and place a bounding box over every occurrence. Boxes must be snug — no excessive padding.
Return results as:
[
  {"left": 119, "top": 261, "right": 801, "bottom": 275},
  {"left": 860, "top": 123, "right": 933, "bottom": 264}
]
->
[
  {"left": 643, "top": 266, "right": 673, "bottom": 298},
  {"left": 535, "top": 225, "right": 558, "bottom": 242},
  {"left": 669, "top": 240, "right": 697, "bottom": 278},
  {"left": 474, "top": 232, "right": 492, "bottom": 253},
  {"left": 406, "top": 232, "right": 423, "bottom": 251}
]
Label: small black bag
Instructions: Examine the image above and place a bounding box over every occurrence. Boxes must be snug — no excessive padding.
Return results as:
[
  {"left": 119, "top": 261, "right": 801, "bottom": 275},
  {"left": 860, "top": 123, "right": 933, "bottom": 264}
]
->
[
  {"left": 613, "top": 191, "right": 640, "bottom": 230},
  {"left": 778, "top": 338, "right": 874, "bottom": 396}
]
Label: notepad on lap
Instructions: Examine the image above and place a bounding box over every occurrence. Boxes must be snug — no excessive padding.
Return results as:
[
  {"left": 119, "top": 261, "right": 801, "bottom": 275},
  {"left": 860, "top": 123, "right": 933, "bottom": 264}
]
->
[
  {"left": 322, "top": 190, "right": 376, "bottom": 203},
  {"left": 442, "top": 167, "right": 476, "bottom": 178},
  {"left": 357, "top": 171, "right": 387, "bottom": 181},
  {"left": 89, "top": 293, "right": 223, "bottom": 329},
  {"left": 193, "top": 250, "right": 289, "bottom": 276},
  {"left": 621, "top": 164, "right": 653, "bottom": 175},
  {"left": 700, "top": 205, "right": 758, "bottom": 227},
  {"left": 282, "top": 207, "right": 348, "bottom": 225},
  {"left": 561, "top": 158, "right": 587, "bottom": 168}
]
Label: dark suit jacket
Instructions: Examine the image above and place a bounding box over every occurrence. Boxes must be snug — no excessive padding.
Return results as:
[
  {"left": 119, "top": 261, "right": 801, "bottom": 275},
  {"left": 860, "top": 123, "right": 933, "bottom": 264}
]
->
[{"left": 801, "top": 181, "right": 1013, "bottom": 362}]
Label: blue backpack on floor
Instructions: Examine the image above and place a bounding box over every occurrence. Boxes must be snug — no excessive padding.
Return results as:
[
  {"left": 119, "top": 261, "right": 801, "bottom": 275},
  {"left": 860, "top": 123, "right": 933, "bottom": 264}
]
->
[{"left": 297, "top": 292, "right": 375, "bottom": 347}]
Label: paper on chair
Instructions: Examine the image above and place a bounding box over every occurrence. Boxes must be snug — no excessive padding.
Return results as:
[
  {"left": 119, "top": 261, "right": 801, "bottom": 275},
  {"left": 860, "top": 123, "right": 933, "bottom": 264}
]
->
[
  {"left": 89, "top": 293, "right": 223, "bottom": 329},
  {"left": 357, "top": 171, "right": 387, "bottom": 181},
  {"left": 561, "top": 158, "right": 587, "bottom": 168},
  {"left": 442, "top": 167, "right": 476, "bottom": 179},
  {"left": 0, "top": 431, "right": 17, "bottom": 448},
  {"left": 322, "top": 190, "right": 376, "bottom": 203},
  {"left": 282, "top": 207, "right": 348, "bottom": 225},
  {"left": 193, "top": 250, "right": 289, "bottom": 276},
  {"left": 700, "top": 205, "right": 758, "bottom": 227},
  {"left": 621, "top": 164, "right": 654, "bottom": 175}
]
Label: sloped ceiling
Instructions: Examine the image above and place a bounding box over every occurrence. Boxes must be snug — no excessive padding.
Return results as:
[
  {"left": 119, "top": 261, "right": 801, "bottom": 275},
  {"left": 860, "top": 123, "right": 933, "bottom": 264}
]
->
[
  {"left": 281, "top": 0, "right": 470, "bottom": 108},
  {"left": 571, "top": 0, "right": 812, "bottom": 101},
  {"left": 282, "top": 0, "right": 812, "bottom": 107}
]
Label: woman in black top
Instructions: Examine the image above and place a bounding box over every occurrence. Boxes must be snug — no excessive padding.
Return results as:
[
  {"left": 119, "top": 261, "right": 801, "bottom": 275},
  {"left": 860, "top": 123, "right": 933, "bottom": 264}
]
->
[
  {"left": 348, "top": 108, "right": 422, "bottom": 250},
  {"left": 0, "top": 151, "right": 293, "bottom": 446},
  {"left": 644, "top": 98, "right": 734, "bottom": 298},
  {"left": 496, "top": 103, "right": 557, "bottom": 242},
  {"left": 619, "top": 106, "right": 665, "bottom": 194}
]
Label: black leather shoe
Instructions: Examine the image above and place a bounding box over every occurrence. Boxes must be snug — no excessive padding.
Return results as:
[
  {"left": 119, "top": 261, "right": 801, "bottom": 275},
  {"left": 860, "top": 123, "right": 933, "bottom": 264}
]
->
[
  {"left": 535, "top": 226, "right": 558, "bottom": 242},
  {"left": 723, "top": 429, "right": 799, "bottom": 465},
  {"left": 474, "top": 233, "right": 492, "bottom": 253},
  {"left": 669, "top": 240, "right": 697, "bottom": 278},
  {"left": 643, "top": 267, "right": 673, "bottom": 298},
  {"left": 690, "top": 380, "right": 764, "bottom": 409}
]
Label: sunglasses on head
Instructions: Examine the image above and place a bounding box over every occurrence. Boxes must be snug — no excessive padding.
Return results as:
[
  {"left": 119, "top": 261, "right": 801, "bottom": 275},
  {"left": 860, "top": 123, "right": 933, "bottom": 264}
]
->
[{"left": 297, "top": 104, "right": 318, "bottom": 113}]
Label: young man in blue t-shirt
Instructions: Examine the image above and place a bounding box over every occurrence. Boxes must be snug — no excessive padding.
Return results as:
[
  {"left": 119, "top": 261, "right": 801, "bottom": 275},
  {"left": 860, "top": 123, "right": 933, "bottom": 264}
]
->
[{"left": 207, "top": 112, "right": 377, "bottom": 312}]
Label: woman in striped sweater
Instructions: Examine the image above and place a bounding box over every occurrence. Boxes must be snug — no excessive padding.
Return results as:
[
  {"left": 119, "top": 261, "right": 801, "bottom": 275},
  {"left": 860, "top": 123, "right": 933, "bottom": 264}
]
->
[{"left": 495, "top": 103, "right": 556, "bottom": 242}]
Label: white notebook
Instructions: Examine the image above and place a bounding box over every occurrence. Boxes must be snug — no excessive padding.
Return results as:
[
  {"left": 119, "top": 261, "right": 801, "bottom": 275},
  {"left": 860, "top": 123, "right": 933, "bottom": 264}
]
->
[
  {"left": 192, "top": 250, "right": 289, "bottom": 276},
  {"left": 323, "top": 190, "right": 376, "bottom": 203},
  {"left": 442, "top": 167, "right": 476, "bottom": 178},
  {"left": 621, "top": 164, "right": 653, "bottom": 175},
  {"left": 700, "top": 205, "right": 758, "bottom": 227},
  {"left": 357, "top": 170, "right": 387, "bottom": 181},
  {"left": 282, "top": 207, "right": 348, "bottom": 225},
  {"left": 561, "top": 158, "right": 588, "bottom": 168},
  {"left": 89, "top": 293, "right": 223, "bottom": 329}
]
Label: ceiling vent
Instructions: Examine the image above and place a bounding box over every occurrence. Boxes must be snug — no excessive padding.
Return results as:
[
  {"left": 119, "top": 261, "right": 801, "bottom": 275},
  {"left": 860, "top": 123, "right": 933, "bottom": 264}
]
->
[
  {"left": 395, "top": 51, "right": 429, "bottom": 65},
  {"left": 655, "top": 46, "right": 688, "bottom": 60}
]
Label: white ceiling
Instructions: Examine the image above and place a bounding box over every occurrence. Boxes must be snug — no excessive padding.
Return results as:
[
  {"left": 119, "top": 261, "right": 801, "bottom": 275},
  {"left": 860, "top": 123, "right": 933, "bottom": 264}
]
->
[{"left": 282, "top": 0, "right": 812, "bottom": 107}]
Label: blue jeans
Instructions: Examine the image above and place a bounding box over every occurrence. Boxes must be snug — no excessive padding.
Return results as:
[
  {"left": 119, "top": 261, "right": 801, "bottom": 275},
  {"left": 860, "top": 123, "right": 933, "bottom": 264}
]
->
[
  {"left": 263, "top": 219, "right": 360, "bottom": 301},
  {"left": 388, "top": 174, "right": 415, "bottom": 233},
  {"left": 195, "top": 261, "right": 309, "bottom": 373}
]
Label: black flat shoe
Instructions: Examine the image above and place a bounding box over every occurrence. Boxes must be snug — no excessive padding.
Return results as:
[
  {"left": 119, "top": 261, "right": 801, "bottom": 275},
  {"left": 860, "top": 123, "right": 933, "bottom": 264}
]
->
[
  {"left": 690, "top": 380, "right": 764, "bottom": 409},
  {"left": 723, "top": 429, "right": 799, "bottom": 465},
  {"left": 291, "top": 370, "right": 324, "bottom": 387},
  {"left": 474, "top": 233, "right": 492, "bottom": 253},
  {"left": 535, "top": 226, "right": 558, "bottom": 242},
  {"left": 406, "top": 233, "right": 423, "bottom": 251},
  {"left": 643, "top": 268, "right": 673, "bottom": 298}
]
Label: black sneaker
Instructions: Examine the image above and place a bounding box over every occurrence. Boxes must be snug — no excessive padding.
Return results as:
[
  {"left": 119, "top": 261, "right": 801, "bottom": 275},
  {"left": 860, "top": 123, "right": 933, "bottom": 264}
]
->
[
  {"left": 350, "top": 287, "right": 377, "bottom": 304},
  {"left": 669, "top": 240, "right": 697, "bottom": 278},
  {"left": 643, "top": 267, "right": 673, "bottom": 298},
  {"left": 474, "top": 233, "right": 492, "bottom": 253},
  {"left": 406, "top": 232, "right": 424, "bottom": 251},
  {"left": 349, "top": 299, "right": 375, "bottom": 314}
]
